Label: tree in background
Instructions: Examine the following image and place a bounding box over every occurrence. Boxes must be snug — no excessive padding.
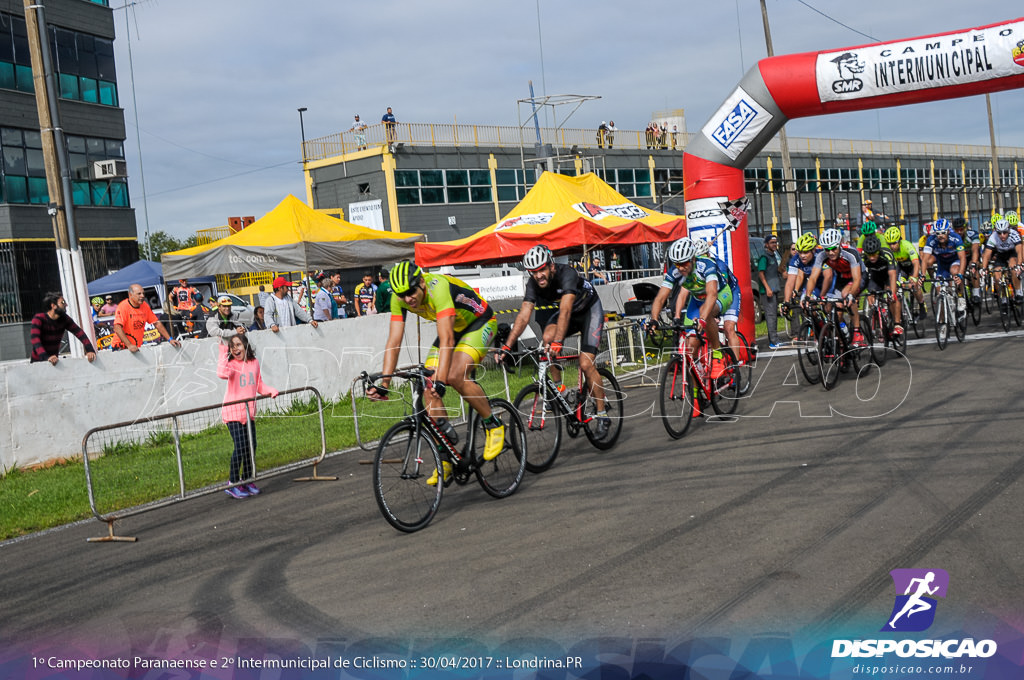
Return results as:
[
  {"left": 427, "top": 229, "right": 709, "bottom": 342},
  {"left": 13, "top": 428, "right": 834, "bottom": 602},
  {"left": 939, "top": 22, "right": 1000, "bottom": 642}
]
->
[{"left": 138, "top": 231, "right": 198, "bottom": 261}]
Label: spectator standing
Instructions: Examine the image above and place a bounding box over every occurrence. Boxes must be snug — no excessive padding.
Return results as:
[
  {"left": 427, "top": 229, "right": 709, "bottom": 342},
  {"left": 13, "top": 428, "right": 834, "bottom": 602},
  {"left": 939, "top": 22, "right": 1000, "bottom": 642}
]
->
[
  {"left": 350, "top": 114, "right": 368, "bottom": 151},
  {"left": 100, "top": 295, "right": 118, "bottom": 316},
  {"left": 670, "top": 124, "right": 679, "bottom": 150},
  {"left": 382, "top": 106, "right": 397, "bottom": 145},
  {"left": 111, "top": 284, "right": 179, "bottom": 352},
  {"left": 249, "top": 306, "right": 268, "bottom": 331},
  {"left": 645, "top": 122, "right": 654, "bottom": 149},
  {"left": 651, "top": 122, "right": 662, "bottom": 149},
  {"left": 312, "top": 272, "right": 335, "bottom": 322},
  {"left": 606, "top": 120, "right": 617, "bottom": 149},
  {"left": 597, "top": 121, "right": 608, "bottom": 148},
  {"left": 757, "top": 234, "right": 785, "bottom": 349},
  {"left": 206, "top": 295, "right": 248, "bottom": 345},
  {"left": 217, "top": 334, "right": 278, "bottom": 499},
  {"left": 609, "top": 252, "right": 622, "bottom": 281},
  {"left": 354, "top": 273, "right": 377, "bottom": 316},
  {"left": 30, "top": 292, "right": 97, "bottom": 364},
  {"left": 375, "top": 269, "right": 392, "bottom": 317},
  {"left": 264, "top": 276, "right": 318, "bottom": 332},
  {"left": 329, "top": 271, "right": 348, "bottom": 318},
  {"left": 169, "top": 278, "right": 202, "bottom": 337}
]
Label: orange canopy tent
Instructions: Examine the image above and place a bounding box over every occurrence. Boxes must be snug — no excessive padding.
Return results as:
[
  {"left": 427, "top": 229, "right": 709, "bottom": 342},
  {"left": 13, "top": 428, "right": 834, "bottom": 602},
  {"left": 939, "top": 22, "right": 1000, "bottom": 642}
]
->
[{"left": 415, "top": 172, "right": 686, "bottom": 267}]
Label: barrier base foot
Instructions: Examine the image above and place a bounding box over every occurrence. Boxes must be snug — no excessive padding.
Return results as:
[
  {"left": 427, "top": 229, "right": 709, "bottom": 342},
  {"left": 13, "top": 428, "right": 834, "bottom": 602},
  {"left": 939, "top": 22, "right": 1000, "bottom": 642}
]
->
[
  {"left": 87, "top": 520, "right": 137, "bottom": 543},
  {"left": 293, "top": 462, "right": 337, "bottom": 482}
]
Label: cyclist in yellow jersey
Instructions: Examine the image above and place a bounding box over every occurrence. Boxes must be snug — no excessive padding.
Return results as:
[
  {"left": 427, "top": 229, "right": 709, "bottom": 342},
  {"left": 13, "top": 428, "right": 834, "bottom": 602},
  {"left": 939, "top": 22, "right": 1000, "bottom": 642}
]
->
[
  {"left": 367, "top": 261, "right": 504, "bottom": 484},
  {"left": 884, "top": 226, "right": 927, "bottom": 319}
]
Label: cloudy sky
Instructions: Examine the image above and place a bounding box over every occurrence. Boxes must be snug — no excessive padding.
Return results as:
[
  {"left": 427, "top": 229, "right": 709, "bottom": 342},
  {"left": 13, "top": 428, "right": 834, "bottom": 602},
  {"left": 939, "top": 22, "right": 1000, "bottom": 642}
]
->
[{"left": 110, "top": 0, "right": 1024, "bottom": 241}]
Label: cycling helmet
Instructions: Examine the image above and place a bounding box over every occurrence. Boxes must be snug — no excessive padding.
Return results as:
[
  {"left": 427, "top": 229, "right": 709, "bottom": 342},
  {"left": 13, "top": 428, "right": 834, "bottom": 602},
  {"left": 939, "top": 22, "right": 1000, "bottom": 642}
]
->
[
  {"left": 951, "top": 216, "right": 966, "bottom": 230},
  {"left": 991, "top": 213, "right": 1004, "bottom": 225},
  {"left": 862, "top": 234, "right": 882, "bottom": 254},
  {"left": 692, "top": 238, "right": 711, "bottom": 257},
  {"left": 994, "top": 218, "right": 1011, "bottom": 234},
  {"left": 1006, "top": 211, "right": 1020, "bottom": 227},
  {"left": 860, "top": 221, "right": 878, "bottom": 236},
  {"left": 91, "top": 296, "right": 103, "bottom": 305},
  {"left": 389, "top": 260, "right": 423, "bottom": 295},
  {"left": 667, "top": 237, "right": 697, "bottom": 264},
  {"left": 883, "top": 226, "right": 903, "bottom": 244},
  {"left": 932, "top": 218, "right": 951, "bottom": 235},
  {"left": 522, "top": 244, "right": 553, "bottom": 271},
  {"left": 796, "top": 233, "right": 818, "bottom": 252},
  {"left": 819, "top": 228, "right": 843, "bottom": 250}
]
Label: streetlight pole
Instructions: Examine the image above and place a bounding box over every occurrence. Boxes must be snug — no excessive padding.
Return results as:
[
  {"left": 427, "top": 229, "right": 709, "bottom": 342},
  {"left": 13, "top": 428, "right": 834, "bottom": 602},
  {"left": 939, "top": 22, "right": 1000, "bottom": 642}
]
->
[{"left": 297, "top": 107, "right": 308, "bottom": 163}]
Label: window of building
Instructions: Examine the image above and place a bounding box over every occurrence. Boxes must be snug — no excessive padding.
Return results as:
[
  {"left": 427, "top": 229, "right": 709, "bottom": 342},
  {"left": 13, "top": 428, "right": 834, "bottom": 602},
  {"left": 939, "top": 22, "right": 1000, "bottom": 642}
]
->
[
  {"left": 395, "top": 168, "right": 494, "bottom": 205},
  {"left": 0, "top": 13, "right": 118, "bottom": 106}
]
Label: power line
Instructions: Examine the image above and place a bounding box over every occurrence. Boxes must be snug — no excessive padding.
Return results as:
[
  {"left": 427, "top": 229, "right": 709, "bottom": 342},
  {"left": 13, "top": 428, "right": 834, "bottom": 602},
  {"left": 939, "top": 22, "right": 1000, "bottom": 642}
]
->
[
  {"left": 794, "top": 0, "right": 880, "bottom": 43},
  {"left": 145, "top": 160, "right": 296, "bottom": 198}
]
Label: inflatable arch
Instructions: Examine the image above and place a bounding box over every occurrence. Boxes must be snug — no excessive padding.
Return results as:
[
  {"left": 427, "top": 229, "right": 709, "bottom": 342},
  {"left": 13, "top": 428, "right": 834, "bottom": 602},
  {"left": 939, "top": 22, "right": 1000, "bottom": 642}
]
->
[{"left": 684, "top": 17, "right": 1024, "bottom": 341}]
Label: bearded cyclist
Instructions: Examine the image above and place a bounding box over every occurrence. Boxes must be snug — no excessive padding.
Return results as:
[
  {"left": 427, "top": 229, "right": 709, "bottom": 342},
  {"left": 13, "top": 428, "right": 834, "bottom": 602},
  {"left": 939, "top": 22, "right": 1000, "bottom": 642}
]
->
[
  {"left": 366, "top": 261, "right": 505, "bottom": 485},
  {"left": 921, "top": 218, "right": 967, "bottom": 308},
  {"left": 498, "top": 245, "right": 611, "bottom": 439}
]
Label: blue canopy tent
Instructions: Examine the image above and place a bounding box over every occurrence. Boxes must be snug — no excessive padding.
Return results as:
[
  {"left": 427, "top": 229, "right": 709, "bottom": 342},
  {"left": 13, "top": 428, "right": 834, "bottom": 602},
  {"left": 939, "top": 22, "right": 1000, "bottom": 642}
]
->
[{"left": 88, "top": 259, "right": 216, "bottom": 311}]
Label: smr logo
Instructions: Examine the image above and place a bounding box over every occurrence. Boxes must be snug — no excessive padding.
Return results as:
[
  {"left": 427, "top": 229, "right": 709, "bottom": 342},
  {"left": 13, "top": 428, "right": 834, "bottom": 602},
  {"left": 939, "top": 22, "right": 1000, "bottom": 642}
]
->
[
  {"left": 829, "top": 51, "right": 865, "bottom": 94},
  {"left": 881, "top": 569, "right": 949, "bottom": 632}
]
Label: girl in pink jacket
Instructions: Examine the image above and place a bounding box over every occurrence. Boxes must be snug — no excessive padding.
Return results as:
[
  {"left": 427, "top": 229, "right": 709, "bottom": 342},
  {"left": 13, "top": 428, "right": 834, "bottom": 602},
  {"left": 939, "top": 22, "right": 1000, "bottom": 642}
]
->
[{"left": 217, "top": 334, "right": 278, "bottom": 498}]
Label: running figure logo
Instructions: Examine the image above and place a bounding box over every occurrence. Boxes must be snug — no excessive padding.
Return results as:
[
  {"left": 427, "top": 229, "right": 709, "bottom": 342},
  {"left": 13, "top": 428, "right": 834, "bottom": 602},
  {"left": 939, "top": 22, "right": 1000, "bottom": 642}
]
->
[{"left": 882, "top": 568, "right": 949, "bottom": 632}]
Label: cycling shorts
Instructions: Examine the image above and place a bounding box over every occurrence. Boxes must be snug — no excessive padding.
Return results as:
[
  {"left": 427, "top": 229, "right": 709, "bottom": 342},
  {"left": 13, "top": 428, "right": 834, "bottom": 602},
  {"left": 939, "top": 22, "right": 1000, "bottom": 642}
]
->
[
  {"left": 934, "top": 256, "right": 961, "bottom": 279},
  {"left": 425, "top": 316, "right": 498, "bottom": 367},
  {"left": 992, "top": 249, "right": 1017, "bottom": 268},
  {"left": 826, "top": 276, "right": 859, "bottom": 301},
  {"left": 535, "top": 298, "right": 605, "bottom": 356},
  {"left": 865, "top": 269, "right": 893, "bottom": 294}
]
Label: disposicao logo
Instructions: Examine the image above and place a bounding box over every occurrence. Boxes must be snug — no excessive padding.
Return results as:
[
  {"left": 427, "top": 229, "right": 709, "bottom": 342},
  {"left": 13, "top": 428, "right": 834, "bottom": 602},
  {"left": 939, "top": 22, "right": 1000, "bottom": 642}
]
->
[{"left": 831, "top": 568, "right": 998, "bottom": 660}]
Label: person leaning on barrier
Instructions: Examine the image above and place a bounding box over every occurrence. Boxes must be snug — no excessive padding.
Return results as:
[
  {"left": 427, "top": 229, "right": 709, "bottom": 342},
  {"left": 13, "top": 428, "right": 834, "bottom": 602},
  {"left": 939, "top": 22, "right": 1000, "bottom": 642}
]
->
[
  {"left": 206, "top": 295, "right": 248, "bottom": 345},
  {"left": 30, "top": 291, "right": 96, "bottom": 364},
  {"left": 263, "top": 276, "right": 318, "bottom": 332},
  {"left": 112, "top": 284, "right": 180, "bottom": 352}
]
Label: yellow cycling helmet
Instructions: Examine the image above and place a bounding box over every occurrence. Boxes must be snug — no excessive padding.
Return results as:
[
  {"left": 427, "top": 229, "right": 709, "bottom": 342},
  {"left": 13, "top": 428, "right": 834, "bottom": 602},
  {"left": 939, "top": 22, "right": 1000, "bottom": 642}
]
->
[
  {"left": 796, "top": 233, "right": 818, "bottom": 251},
  {"left": 1006, "top": 211, "right": 1020, "bottom": 227},
  {"left": 91, "top": 296, "right": 103, "bottom": 305},
  {"left": 883, "top": 226, "right": 903, "bottom": 244},
  {"left": 389, "top": 260, "right": 423, "bottom": 296},
  {"left": 991, "top": 213, "right": 1004, "bottom": 225}
]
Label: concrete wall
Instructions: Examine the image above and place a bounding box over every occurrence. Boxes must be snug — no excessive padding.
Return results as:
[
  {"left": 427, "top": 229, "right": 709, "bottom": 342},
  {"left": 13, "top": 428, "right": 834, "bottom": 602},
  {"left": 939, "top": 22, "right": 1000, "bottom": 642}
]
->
[{"left": 0, "top": 314, "right": 431, "bottom": 473}]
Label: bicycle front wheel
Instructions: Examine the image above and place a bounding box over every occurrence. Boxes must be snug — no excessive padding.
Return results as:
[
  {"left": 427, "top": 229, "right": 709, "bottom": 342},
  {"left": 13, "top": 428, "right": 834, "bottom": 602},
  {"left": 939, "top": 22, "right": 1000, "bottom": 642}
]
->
[
  {"left": 710, "top": 347, "right": 741, "bottom": 415},
  {"left": 583, "top": 367, "right": 624, "bottom": 450},
  {"left": 513, "top": 383, "right": 562, "bottom": 474},
  {"left": 864, "top": 310, "right": 887, "bottom": 367},
  {"left": 658, "top": 355, "right": 694, "bottom": 439},
  {"left": 473, "top": 399, "right": 527, "bottom": 499},
  {"left": 818, "top": 322, "right": 841, "bottom": 390},
  {"left": 934, "top": 295, "right": 949, "bottom": 350},
  {"left": 373, "top": 422, "right": 444, "bottom": 533},
  {"left": 795, "top": 321, "right": 821, "bottom": 385}
]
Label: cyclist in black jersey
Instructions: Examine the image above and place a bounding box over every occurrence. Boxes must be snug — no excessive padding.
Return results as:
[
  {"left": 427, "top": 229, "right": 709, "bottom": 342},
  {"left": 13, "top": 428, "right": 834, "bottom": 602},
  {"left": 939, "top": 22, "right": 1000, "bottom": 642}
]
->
[
  {"left": 862, "top": 234, "right": 903, "bottom": 337},
  {"left": 498, "top": 245, "right": 611, "bottom": 438}
]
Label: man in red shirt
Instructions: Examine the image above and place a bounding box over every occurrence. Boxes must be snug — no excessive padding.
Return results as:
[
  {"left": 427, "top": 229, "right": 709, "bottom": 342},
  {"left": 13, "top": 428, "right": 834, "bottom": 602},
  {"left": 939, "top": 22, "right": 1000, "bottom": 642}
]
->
[
  {"left": 112, "top": 284, "right": 180, "bottom": 352},
  {"left": 169, "top": 278, "right": 202, "bottom": 337},
  {"left": 30, "top": 292, "right": 97, "bottom": 364}
]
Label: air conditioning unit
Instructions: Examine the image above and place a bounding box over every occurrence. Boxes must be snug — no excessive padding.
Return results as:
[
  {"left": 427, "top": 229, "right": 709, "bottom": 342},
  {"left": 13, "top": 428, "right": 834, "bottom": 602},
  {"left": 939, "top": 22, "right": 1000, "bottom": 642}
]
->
[{"left": 92, "top": 159, "right": 127, "bottom": 180}]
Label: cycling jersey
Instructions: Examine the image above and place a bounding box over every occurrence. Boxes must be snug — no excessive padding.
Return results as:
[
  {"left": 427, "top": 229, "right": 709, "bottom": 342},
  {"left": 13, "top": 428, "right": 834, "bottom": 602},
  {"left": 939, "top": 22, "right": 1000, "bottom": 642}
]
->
[
  {"left": 787, "top": 251, "right": 818, "bottom": 279},
  {"left": 922, "top": 233, "right": 965, "bottom": 260},
  {"left": 662, "top": 256, "right": 738, "bottom": 301},
  {"left": 863, "top": 249, "right": 897, "bottom": 293},
  {"left": 354, "top": 282, "right": 376, "bottom": 314},
  {"left": 959, "top": 229, "right": 980, "bottom": 247},
  {"left": 983, "top": 230, "right": 1022, "bottom": 254},
  {"left": 814, "top": 247, "right": 863, "bottom": 282},
  {"left": 889, "top": 240, "right": 920, "bottom": 264},
  {"left": 170, "top": 286, "right": 198, "bottom": 312}
]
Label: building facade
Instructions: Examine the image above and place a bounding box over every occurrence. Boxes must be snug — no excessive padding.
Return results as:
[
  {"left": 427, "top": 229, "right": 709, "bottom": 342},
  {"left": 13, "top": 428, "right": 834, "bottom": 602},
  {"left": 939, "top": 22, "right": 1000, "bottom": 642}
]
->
[
  {"left": 301, "top": 120, "right": 1024, "bottom": 266},
  {"left": 0, "top": 0, "right": 137, "bottom": 361}
]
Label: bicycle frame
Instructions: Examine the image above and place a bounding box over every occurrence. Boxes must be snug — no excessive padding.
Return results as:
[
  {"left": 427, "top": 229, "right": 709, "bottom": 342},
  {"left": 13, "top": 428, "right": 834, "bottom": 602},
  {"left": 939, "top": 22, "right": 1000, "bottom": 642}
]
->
[{"left": 526, "top": 349, "right": 595, "bottom": 428}]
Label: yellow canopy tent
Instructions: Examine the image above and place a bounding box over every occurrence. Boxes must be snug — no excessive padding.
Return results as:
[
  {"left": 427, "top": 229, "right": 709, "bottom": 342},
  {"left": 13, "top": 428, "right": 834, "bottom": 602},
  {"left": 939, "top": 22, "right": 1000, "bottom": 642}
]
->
[
  {"left": 161, "top": 195, "right": 424, "bottom": 278},
  {"left": 415, "top": 172, "right": 685, "bottom": 267}
]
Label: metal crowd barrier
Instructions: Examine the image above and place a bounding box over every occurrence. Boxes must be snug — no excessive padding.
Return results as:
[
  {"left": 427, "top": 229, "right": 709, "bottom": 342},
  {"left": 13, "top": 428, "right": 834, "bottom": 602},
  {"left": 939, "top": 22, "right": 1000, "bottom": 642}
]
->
[{"left": 81, "top": 386, "right": 327, "bottom": 542}]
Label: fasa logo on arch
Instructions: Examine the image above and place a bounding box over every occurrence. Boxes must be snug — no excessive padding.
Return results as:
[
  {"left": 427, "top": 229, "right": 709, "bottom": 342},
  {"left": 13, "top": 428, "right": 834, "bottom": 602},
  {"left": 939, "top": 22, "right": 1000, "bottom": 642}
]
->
[
  {"left": 701, "top": 87, "right": 773, "bottom": 161},
  {"left": 882, "top": 568, "right": 948, "bottom": 632}
]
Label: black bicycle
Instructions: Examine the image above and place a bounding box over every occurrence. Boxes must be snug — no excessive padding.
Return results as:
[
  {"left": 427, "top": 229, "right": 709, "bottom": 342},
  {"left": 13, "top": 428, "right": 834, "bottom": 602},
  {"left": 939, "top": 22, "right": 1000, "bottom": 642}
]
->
[{"left": 362, "top": 367, "right": 526, "bottom": 533}]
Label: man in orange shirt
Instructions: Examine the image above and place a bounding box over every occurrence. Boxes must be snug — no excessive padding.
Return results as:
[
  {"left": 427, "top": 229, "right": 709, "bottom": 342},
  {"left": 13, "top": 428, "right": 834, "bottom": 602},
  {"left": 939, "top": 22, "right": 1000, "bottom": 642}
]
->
[{"left": 112, "top": 284, "right": 180, "bottom": 352}]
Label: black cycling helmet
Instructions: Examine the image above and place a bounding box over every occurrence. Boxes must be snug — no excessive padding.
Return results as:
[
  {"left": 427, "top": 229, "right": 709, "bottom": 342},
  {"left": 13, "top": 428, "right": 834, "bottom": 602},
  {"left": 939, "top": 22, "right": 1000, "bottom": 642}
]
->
[{"left": 862, "top": 234, "right": 882, "bottom": 254}]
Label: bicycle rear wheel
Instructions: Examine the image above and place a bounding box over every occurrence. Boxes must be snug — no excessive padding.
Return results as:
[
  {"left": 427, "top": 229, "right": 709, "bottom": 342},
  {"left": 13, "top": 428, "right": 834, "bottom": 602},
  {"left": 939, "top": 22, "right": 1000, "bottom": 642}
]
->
[
  {"left": 864, "top": 310, "right": 887, "bottom": 367},
  {"left": 583, "top": 367, "right": 624, "bottom": 450},
  {"left": 373, "top": 422, "right": 444, "bottom": 533},
  {"left": 795, "top": 320, "right": 821, "bottom": 385},
  {"left": 954, "top": 294, "right": 967, "bottom": 342},
  {"left": 473, "top": 399, "right": 527, "bottom": 499},
  {"left": 513, "top": 383, "right": 562, "bottom": 474},
  {"left": 710, "top": 347, "right": 740, "bottom": 415},
  {"left": 658, "top": 355, "right": 694, "bottom": 439}
]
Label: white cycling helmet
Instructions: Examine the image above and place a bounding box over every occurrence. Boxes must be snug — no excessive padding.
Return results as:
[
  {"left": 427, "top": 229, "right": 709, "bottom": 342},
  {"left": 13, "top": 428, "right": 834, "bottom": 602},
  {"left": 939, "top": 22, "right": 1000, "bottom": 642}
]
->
[
  {"left": 667, "top": 237, "right": 697, "bottom": 264},
  {"left": 693, "top": 238, "right": 711, "bottom": 257},
  {"left": 522, "top": 244, "right": 553, "bottom": 270},
  {"left": 819, "top": 228, "right": 843, "bottom": 249},
  {"left": 994, "top": 218, "right": 1011, "bottom": 234}
]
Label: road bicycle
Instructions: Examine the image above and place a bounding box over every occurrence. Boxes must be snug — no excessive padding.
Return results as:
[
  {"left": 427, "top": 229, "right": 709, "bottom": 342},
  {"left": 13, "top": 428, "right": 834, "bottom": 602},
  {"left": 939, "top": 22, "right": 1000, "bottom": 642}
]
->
[
  {"left": 896, "top": 277, "right": 926, "bottom": 339},
  {"left": 928, "top": 276, "right": 967, "bottom": 350},
  {"left": 657, "top": 321, "right": 741, "bottom": 439},
  {"left": 990, "top": 266, "right": 1023, "bottom": 331},
  {"left": 787, "top": 299, "right": 825, "bottom": 385},
  {"left": 862, "top": 289, "right": 903, "bottom": 364},
  {"left": 815, "top": 295, "right": 872, "bottom": 391},
  {"left": 511, "top": 346, "right": 624, "bottom": 473},
  {"left": 362, "top": 366, "right": 526, "bottom": 533}
]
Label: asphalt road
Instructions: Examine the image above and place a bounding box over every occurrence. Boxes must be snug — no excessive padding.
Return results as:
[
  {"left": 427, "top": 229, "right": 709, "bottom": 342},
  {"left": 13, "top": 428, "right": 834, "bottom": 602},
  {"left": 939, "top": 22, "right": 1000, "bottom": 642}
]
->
[{"left": 2, "top": 313, "right": 1022, "bottom": 676}]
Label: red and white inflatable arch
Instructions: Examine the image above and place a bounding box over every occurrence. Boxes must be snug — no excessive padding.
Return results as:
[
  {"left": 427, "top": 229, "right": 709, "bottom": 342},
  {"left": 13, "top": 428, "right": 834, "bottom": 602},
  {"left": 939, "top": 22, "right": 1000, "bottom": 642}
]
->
[{"left": 684, "top": 17, "right": 1024, "bottom": 342}]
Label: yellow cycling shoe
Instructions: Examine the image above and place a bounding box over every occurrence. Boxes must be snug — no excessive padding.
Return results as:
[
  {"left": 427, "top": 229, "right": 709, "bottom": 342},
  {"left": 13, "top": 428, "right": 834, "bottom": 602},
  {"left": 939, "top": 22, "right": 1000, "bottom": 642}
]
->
[
  {"left": 426, "top": 461, "right": 453, "bottom": 487},
  {"left": 483, "top": 423, "right": 506, "bottom": 461}
]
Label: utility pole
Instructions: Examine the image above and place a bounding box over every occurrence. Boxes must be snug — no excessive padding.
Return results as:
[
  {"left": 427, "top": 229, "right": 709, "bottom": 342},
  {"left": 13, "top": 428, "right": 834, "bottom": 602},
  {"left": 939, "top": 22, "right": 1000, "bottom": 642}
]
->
[
  {"left": 24, "top": 0, "right": 93, "bottom": 350},
  {"left": 760, "top": 0, "right": 800, "bottom": 242},
  {"left": 986, "top": 94, "right": 1002, "bottom": 213}
]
